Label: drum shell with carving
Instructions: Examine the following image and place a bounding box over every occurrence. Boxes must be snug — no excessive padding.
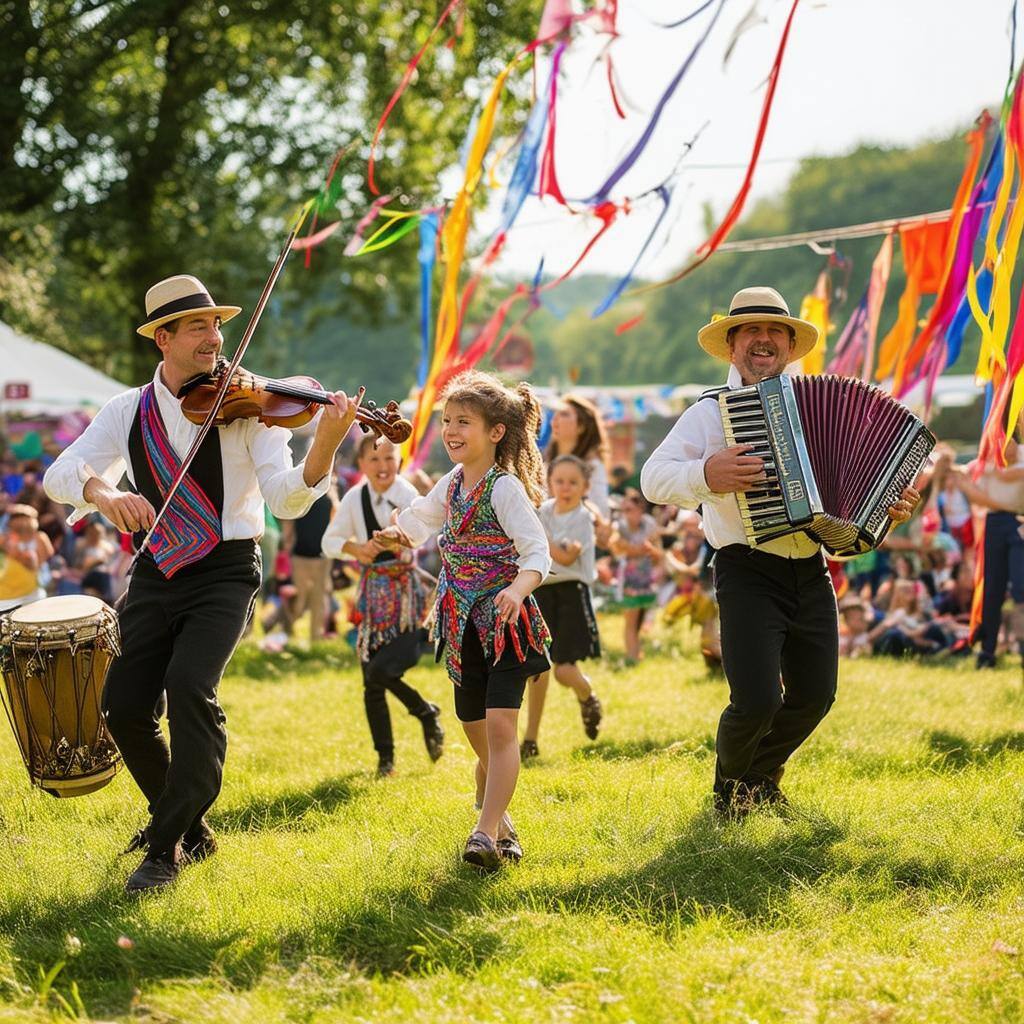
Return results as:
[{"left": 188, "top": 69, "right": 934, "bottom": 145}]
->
[{"left": 0, "top": 595, "right": 121, "bottom": 797}]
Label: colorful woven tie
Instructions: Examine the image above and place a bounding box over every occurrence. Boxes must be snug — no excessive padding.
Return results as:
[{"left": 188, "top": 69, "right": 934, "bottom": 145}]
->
[{"left": 138, "top": 384, "right": 221, "bottom": 577}]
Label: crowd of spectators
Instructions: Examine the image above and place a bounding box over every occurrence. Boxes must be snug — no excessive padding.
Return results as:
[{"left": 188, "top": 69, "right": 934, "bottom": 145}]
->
[{"left": 2, "top": 425, "right": 1021, "bottom": 670}]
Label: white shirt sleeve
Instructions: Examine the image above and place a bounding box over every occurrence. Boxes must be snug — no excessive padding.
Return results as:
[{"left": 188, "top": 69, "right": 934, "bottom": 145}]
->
[
  {"left": 43, "top": 391, "right": 135, "bottom": 525},
  {"left": 640, "top": 403, "right": 725, "bottom": 511},
  {"left": 246, "top": 421, "right": 330, "bottom": 520},
  {"left": 321, "top": 485, "right": 364, "bottom": 558},
  {"left": 587, "top": 458, "right": 611, "bottom": 518},
  {"left": 396, "top": 471, "right": 451, "bottom": 547},
  {"left": 492, "top": 476, "right": 552, "bottom": 579}
]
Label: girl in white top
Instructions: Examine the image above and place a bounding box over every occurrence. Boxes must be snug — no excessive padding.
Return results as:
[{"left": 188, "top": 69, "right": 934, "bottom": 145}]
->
[
  {"left": 521, "top": 455, "right": 604, "bottom": 761},
  {"left": 546, "top": 393, "right": 612, "bottom": 520},
  {"left": 375, "top": 371, "right": 551, "bottom": 872}
]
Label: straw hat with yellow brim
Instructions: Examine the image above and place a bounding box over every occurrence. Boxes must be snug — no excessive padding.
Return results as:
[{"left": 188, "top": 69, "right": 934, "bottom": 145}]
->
[
  {"left": 697, "top": 286, "right": 820, "bottom": 363},
  {"left": 136, "top": 275, "right": 242, "bottom": 339}
]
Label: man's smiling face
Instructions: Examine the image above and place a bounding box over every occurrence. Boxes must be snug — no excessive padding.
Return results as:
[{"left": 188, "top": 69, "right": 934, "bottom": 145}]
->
[{"left": 728, "top": 321, "right": 796, "bottom": 384}]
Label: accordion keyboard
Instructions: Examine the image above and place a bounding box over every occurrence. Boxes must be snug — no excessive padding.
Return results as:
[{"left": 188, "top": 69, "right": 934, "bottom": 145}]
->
[{"left": 719, "top": 386, "right": 817, "bottom": 546}]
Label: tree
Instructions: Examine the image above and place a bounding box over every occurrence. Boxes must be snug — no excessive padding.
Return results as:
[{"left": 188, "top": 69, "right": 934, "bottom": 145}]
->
[{"left": 1, "top": 0, "right": 537, "bottom": 385}]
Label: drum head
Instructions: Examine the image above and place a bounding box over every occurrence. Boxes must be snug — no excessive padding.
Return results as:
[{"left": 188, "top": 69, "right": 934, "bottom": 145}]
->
[{"left": 8, "top": 595, "right": 107, "bottom": 625}]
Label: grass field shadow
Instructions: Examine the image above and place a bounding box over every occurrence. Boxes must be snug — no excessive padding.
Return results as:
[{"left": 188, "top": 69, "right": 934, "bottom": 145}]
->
[
  {"left": 927, "top": 729, "right": 1024, "bottom": 770},
  {"left": 570, "top": 734, "right": 715, "bottom": 763},
  {"left": 210, "top": 772, "right": 367, "bottom": 833},
  {"left": 524, "top": 807, "right": 847, "bottom": 928}
]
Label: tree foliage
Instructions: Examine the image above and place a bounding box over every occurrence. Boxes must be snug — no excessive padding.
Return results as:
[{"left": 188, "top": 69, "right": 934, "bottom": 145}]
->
[{"left": 0, "top": 0, "right": 536, "bottom": 388}]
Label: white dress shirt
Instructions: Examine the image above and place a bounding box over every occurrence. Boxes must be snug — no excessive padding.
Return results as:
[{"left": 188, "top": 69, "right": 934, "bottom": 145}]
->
[
  {"left": 43, "top": 364, "right": 330, "bottom": 534},
  {"left": 396, "top": 467, "right": 552, "bottom": 579},
  {"left": 321, "top": 476, "right": 420, "bottom": 556},
  {"left": 641, "top": 366, "right": 819, "bottom": 558}
]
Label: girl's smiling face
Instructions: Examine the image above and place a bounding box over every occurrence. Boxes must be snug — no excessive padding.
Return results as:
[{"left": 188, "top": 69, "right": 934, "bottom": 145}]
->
[{"left": 441, "top": 401, "right": 505, "bottom": 466}]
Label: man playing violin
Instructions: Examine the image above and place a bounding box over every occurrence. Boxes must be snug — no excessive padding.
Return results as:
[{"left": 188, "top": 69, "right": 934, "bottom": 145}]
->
[{"left": 45, "top": 275, "right": 360, "bottom": 894}]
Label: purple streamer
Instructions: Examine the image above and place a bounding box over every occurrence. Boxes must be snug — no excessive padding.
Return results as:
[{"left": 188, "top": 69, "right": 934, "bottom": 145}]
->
[{"left": 589, "top": 0, "right": 727, "bottom": 202}]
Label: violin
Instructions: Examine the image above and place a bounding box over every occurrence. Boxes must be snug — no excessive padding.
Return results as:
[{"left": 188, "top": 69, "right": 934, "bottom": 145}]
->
[{"left": 178, "top": 361, "right": 412, "bottom": 444}]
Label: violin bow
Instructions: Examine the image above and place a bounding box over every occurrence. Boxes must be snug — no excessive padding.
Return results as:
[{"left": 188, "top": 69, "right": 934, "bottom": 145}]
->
[{"left": 129, "top": 204, "right": 313, "bottom": 574}]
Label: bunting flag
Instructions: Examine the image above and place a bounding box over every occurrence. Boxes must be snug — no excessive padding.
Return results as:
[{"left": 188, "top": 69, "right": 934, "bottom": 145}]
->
[
  {"left": 798, "top": 269, "right": 830, "bottom": 375},
  {"left": 873, "top": 219, "right": 949, "bottom": 382},
  {"left": 891, "top": 115, "right": 990, "bottom": 396}
]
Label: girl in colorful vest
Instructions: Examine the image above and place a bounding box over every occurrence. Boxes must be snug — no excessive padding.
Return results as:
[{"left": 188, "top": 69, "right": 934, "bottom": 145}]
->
[{"left": 375, "top": 370, "right": 551, "bottom": 871}]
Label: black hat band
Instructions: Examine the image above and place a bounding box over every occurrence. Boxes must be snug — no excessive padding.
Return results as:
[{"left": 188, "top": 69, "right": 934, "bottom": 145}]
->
[
  {"left": 728, "top": 303, "right": 790, "bottom": 317},
  {"left": 146, "top": 291, "right": 216, "bottom": 322}
]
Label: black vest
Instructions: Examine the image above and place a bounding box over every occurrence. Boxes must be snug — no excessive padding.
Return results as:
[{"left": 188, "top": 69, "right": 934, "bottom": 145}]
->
[
  {"left": 360, "top": 483, "right": 397, "bottom": 565},
  {"left": 127, "top": 391, "right": 227, "bottom": 577}
]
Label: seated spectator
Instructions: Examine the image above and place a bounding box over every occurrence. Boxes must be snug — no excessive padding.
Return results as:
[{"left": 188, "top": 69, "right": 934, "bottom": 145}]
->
[
  {"left": 838, "top": 595, "right": 878, "bottom": 658},
  {"left": 869, "top": 579, "right": 949, "bottom": 657},
  {"left": 0, "top": 504, "right": 54, "bottom": 612}
]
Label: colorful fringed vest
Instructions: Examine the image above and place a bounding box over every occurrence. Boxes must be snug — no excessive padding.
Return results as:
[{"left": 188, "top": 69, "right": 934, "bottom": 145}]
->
[
  {"left": 354, "top": 483, "right": 426, "bottom": 662},
  {"left": 129, "top": 384, "right": 222, "bottom": 578},
  {"left": 434, "top": 465, "right": 549, "bottom": 684}
]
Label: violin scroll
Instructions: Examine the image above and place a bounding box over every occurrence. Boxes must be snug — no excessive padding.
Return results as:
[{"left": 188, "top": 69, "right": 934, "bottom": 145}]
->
[{"left": 356, "top": 398, "right": 412, "bottom": 445}]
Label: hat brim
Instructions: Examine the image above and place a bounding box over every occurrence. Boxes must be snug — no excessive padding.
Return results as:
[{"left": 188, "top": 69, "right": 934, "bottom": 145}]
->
[
  {"left": 698, "top": 312, "right": 820, "bottom": 363},
  {"left": 137, "top": 306, "right": 242, "bottom": 339}
]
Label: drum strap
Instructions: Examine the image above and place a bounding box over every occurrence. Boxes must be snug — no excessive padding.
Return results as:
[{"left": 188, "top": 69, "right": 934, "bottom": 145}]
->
[{"left": 127, "top": 385, "right": 224, "bottom": 578}]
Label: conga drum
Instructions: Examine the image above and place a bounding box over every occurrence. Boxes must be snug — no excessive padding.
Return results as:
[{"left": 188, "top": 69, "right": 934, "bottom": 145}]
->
[{"left": 0, "top": 595, "right": 121, "bottom": 797}]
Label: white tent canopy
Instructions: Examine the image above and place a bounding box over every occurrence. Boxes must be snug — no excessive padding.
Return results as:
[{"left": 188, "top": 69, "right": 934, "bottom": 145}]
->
[{"left": 0, "top": 320, "right": 127, "bottom": 415}]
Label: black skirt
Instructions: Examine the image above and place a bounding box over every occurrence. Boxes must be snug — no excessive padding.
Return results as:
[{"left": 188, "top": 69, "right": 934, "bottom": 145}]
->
[{"left": 534, "top": 580, "right": 601, "bottom": 665}]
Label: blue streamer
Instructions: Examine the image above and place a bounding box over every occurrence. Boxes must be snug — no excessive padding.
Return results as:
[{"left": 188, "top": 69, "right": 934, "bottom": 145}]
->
[
  {"left": 495, "top": 66, "right": 552, "bottom": 237},
  {"left": 592, "top": 187, "right": 672, "bottom": 317},
  {"left": 417, "top": 212, "right": 439, "bottom": 389}
]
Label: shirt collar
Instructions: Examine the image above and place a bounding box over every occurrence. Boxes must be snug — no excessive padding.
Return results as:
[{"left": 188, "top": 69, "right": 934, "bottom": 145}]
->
[{"left": 725, "top": 365, "right": 794, "bottom": 388}]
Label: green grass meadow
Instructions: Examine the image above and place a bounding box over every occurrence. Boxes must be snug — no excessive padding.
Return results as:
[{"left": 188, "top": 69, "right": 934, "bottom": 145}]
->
[{"left": 2, "top": 614, "right": 1024, "bottom": 1022}]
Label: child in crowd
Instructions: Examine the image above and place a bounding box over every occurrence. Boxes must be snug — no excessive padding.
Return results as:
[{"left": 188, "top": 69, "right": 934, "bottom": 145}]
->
[
  {"left": 520, "top": 455, "right": 603, "bottom": 760},
  {"left": 610, "top": 488, "right": 662, "bottom": 663},
  {"left": 321, "top": 435, "right": 443, "bottom": 778},
  {"left": 376, "top": 370, "right": 551, "bottom": 871},
  {"left": 0, "top": 504, "right": 53, "bottom": 612}
]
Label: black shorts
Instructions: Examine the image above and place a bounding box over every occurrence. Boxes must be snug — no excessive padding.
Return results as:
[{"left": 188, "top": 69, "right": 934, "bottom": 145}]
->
[
  {"left": 453, "top": 621, "right": 550, "bottom": 723},
  {"left": 534, "top": 580, "right": 601, "bottom": 665}
]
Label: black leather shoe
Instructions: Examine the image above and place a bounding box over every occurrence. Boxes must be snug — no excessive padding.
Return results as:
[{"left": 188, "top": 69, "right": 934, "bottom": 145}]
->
[
  {"left": 520, "top": 739, "right": 539, "bottom": 761},
  {"left": 462, "top": 831, "right": 501, "bottom": 871},
  {"left": 182, "top": 820, "right": 218, "bottom": 863},
  {"left": 125, "top": 848, "right": 180, "bottom": 894},
  {"left": 580, "top": 694, "right": 603, "bottom": 740},
  {"left": 419, "top": 703, "right": 445, "bottom": 762}
]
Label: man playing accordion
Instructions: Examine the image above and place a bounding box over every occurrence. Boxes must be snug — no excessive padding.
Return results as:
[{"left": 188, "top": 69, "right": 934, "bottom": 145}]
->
[{"left": 642, "top": 286, "right": 920, "bottom": 818}]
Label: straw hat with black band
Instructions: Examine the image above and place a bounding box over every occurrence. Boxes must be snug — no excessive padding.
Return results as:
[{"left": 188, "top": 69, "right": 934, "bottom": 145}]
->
[
  {"left": 136, "top": 275, "right": 242, "bottom": 339},
  {"left": 697, "top": 286, "right": 820, "bottom": 364}
]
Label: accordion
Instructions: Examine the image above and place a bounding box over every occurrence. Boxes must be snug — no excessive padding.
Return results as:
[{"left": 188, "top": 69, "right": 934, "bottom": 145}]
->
[{"left": 718, "top": 374, "right": 935, "bottom": 557}]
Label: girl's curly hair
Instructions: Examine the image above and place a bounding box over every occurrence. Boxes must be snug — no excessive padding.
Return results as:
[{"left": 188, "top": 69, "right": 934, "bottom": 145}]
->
[{"left": 441, "top": 370, "right": 545, "bottom": 506}]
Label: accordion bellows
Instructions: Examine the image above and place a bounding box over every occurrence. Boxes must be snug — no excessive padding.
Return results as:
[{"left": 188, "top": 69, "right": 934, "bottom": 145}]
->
[{"left": 719, "top": 375, "right": 935, "bottom": 557}]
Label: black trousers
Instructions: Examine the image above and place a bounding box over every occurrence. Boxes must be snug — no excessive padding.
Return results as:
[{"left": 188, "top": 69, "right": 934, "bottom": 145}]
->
[
  {"left": 361, "top": 629, "right": 432, "bottom": 759},
  {"left": 979, "top": 510, "right": 1024, "bottom": 659},
  {"left": 103, "top": 542, "right": 260, "bottom": 856},
  {"left": 713, "top": 544, "right": 837, "bottom": 790}
]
